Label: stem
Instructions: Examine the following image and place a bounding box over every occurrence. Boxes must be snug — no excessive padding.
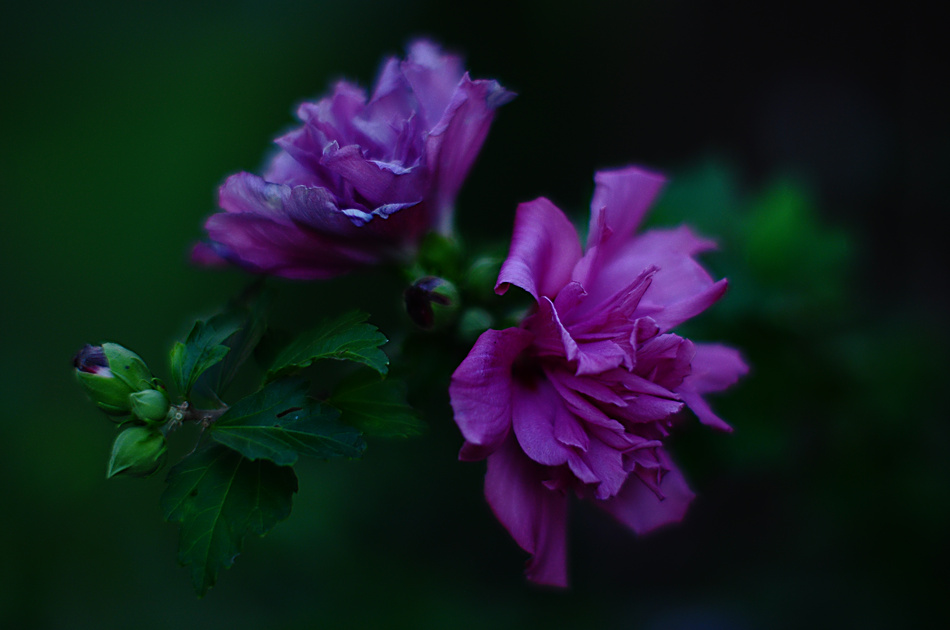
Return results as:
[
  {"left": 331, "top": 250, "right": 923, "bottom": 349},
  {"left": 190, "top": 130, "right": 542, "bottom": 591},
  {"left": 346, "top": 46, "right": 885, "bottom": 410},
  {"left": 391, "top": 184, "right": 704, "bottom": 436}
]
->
[{"left": 171, "top": 402, "right": 228, "bottom": 428}]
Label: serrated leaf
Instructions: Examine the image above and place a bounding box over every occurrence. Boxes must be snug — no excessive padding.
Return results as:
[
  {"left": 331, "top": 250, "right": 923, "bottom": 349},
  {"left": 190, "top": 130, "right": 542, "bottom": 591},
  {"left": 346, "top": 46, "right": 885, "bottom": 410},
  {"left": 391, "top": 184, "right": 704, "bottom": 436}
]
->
[
  {"left": 211, "top": 378, "right": 365, "bottom": 465},
  {"left": 265, "top": 311, "right": 389, "bottom": 382},
  {"left": 330, "top": 375, "right": 424, "bottom": 438},
  {"left": 211, "top": 281, "right": 272, "bottom": 396},
  {"left": 171, "top": 313, "right": 243, "bottom": 397},
  {"left": 161, "top": 445, "right": 297, "bottom": 596}
]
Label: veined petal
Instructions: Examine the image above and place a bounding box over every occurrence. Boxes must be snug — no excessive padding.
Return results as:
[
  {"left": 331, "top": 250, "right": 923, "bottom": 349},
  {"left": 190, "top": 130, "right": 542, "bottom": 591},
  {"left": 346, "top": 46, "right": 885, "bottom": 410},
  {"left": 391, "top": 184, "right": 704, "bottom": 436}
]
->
[
  {"left": 400, "top": 40, "right": 465, "bottom": 128},
  {"left": 202, "top": 212, "right": 379, "bottom": 279},
  {"left": 512, "top": 378, "right": 574, "bottom": 467},
  {"left": 485, "top": 436, "right": 569, "bottom": 587},
  {"left": 600, "top": 450, "right": 695, "bottom": 535},
  {"left": 684, "top": 343, "right": 749, "bottom": 394},
  {"left": 496, "top": 198, "right": 582, "bottom": 301},
  {"left": 450, "top": 328, "right": 534, "bottom": 457},
  {"left": 321, "top": 143, "right": 426, "bottom": 208},
  {"left": 586, "top": 166, "right": 667, "bottom": 252},
  {"left": 425, "top": 75, "right": 514, "bottom": 232}
]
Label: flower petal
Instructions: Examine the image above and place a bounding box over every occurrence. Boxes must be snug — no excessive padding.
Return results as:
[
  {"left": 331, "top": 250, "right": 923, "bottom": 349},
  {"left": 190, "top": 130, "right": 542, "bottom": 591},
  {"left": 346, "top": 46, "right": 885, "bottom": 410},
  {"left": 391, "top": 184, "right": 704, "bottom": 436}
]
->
[
  {"left": 496, "top": 198, "right": 582, "bottom": 301},
  {"left": 600, "top": 450, "right": 695, "bottom": 535},
  {"left": 684, "top": 343, "right": 749, "bottom": 394},
  {"left": 511, "top": 378, "right": 574, "bottom": 467},
  {"left": 400, "top": 40, "right": 465, "bottom": 128},
  {"left": 426, "top": 74, "right": 516, "bottom": 232},
  {"left": 485, "top": 436, "right": 569, "bottom": 587},
  {"left": 450, "top": 328, "right": 534, "bottom": 459},
  {"left": 585, "top": 166, "right": 666, "bottom": 252}
]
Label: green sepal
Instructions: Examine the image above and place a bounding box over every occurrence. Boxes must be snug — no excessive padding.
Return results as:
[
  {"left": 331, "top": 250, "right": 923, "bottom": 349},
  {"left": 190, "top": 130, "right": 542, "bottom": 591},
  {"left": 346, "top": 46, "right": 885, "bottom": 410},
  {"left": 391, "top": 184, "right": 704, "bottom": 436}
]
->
[
  {"left": 329, "top": 374, "right": 424, "bottom": 439},
  {"left": 102, "top": 343, "right": 153, "bottom": 393},
  {"left": 211, "top": 378, "right": 365, "bottom": 466},
  {"left": 75, "top": 369, "right": 134, "bottom": 414},
  {"left": 161, "top": 445, "right": 297, "bottom": 597},
  {"left": 130, "top": 389, "right": 170, "bottom": 425},
  {"left": 265, "top": 311, "right": 388, "bottom": 382},
  {"left": 107, "top": 426, "right": 167, "bottom": 478}
]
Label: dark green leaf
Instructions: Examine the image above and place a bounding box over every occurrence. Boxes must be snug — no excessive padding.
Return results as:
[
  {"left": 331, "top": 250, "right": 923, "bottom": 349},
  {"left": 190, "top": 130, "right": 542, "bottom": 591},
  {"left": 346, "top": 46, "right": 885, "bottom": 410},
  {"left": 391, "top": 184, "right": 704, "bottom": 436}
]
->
[
  {"left": 265, "top": 311, "right": 388, "bottom": 382},
  {"left": 208, "top": 284, "right": 273, "bottom": 396},
  {"left": 211, "top": 378, "right": 365, "bottom": 465},
  {"left": 161, "top": 445, "right": 297, "bottom": 597},
  {"left": 170, "top": 313, "right": 243, "bottom": 397},
  {"left": 330, "top": 375, "right": 424, "bottom": 439}
]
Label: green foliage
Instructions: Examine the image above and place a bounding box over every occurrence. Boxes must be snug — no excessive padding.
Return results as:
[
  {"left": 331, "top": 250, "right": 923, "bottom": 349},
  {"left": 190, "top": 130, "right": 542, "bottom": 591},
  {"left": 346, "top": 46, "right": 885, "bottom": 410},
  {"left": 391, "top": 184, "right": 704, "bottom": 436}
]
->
[
  {"left": 170, "top": 312, "right": 243, "bottom": 397},
  {"left": 107, "top": 426, "right": 167, "bottom": 478},
  {"left": 161, "top": 445, "right": 298, "bottom": 596},
  {"left": 210, "top": 282, "right": 272, "bottom": 396},
  {"left": 211, "top": 378, "right": 365, "bottom": 465},
  {"left": 265, "top": 311, "right": 389, "bottom": 382},
  {"left": 330, "top": 374, "right": 425, "bottom": 438}
]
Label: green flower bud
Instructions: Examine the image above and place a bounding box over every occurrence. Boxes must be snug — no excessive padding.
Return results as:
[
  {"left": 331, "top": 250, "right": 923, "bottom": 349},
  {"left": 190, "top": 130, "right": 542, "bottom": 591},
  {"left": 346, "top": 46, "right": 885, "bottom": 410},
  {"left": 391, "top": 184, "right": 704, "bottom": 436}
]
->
[
  {"left": 404, "top": 276, "right": 459, "bottom": 330},
  {"left": 458, "top": 307, "right": 494, "bottom": 342},
  {"left": 129, "top": 389, "right": 170, "bottom": 425},
  {"left": 73, "top": 343, "right": 151, "bottom": 420},
  {"left": 465, "top": 255, "right": 503, "bottom": 297},
  {"left": 106, "top": 426, "right": 167, "bottom": 479}
]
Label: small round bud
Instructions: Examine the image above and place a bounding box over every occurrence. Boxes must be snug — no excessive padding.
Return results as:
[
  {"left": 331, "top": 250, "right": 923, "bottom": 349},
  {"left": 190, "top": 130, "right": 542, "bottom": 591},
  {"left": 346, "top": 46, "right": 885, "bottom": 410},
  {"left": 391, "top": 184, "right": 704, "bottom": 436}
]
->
[
  {"left": 404, "top": 276, "right": 459, "bottom": 330},
  {"left": 107, "top": 426, "right": 167, "bottom": 479},
  {"left": 465, "top": 256, "right": 503, "bottom": 297},
  {"left": 129, "top": 389, "right": 170, "bottom": 425},
  {"left": 458, "top": 307, "right": 494, "bottom": 342}
]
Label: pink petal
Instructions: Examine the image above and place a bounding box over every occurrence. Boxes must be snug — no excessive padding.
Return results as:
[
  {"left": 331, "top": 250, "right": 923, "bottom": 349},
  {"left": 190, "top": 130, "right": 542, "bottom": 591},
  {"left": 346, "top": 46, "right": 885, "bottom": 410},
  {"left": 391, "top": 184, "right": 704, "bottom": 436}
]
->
[
  {"left": 485, "top": 436, "right": 569, "bottom": 587},
  {"left": 450, "top": 328, "right": 534, "bottom": 458},
  {"left": 685, "top": 343, "right": 749, "bottom": 394},
  {"left": 425, "top": 75, "right": 515, "bottom": 233},
  {"left": 400, "top": 40, "right": 465, "bottom": 127},
  {"left": 600, "top": 450, "right": 695, "bottom": 535},
  {"left": 496, "top": 198, "right": 582, "bottom": 301},
  {"left": 585, "top": 166, "right": 666, "bottom": 253},
  {"left": 511, "top": 378, "right": 574, "bottom": 467}
]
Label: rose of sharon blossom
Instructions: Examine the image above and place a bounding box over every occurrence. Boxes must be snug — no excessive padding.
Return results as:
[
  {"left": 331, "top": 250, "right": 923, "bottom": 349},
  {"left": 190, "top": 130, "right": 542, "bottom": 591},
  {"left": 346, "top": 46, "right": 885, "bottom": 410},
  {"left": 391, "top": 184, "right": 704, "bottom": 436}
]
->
[
  {"left": 450, "top": 167, "right": 747, "bottom": 586},
  {"left": 194, "top": 40, "right": 513, "bottom": 279}
]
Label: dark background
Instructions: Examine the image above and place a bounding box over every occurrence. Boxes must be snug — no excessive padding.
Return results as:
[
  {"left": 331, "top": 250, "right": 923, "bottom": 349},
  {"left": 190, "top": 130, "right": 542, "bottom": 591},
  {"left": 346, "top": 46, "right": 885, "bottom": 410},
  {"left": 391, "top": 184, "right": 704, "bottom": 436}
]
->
[{"left": 1, "top": 1, "right": 946, "bottom": 628}]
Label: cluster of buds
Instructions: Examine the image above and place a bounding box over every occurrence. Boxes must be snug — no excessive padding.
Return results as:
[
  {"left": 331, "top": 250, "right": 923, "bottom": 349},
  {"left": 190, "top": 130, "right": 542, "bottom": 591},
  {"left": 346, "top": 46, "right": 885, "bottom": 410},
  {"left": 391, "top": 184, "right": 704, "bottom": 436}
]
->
[{"left": 73, "top": 344, "right": 169, "bottom": 478}]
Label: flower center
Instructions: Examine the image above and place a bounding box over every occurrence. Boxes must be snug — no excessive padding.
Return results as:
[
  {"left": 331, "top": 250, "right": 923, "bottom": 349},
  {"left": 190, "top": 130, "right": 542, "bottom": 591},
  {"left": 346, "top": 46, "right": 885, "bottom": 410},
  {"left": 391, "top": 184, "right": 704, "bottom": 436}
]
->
[{"left": 511, "top": 353, "right": 545, "bottom": 390}]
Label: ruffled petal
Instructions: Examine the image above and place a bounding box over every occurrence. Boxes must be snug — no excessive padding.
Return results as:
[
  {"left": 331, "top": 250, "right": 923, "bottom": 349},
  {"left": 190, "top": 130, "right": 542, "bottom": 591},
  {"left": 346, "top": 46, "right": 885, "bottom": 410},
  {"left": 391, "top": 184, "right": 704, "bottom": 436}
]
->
[
  {"left": 425, "top": 74, "right": 516, "bottom": 231},
  {"left": 321, "top": 143, "right": 426, "bottom": 208},
  {"left": 450, "top": 328, "right": 534, "bottom": 459},
  {"left": 496, "top": 198, "right": 583, "bottom": 301},
  {"left": 600, "top": 450, "right": 695, "bottom": 535},
  {"left": 400, "top": 40, "right": 465, "bottom": 127},
  {"left": 485, "top": 435, "right": 569, "bottom": 587},
  {"left": 511, "top": 378, "right": 574, "bottom": 467},
  {"left": 202, "top": 212, "right": 378, "bottom": 279},
  {"left": 586, "top": 166, "right": 666, "bottom": 252},
  {"left": 684, "top": 343, "right": 749, "bottom": 394}
]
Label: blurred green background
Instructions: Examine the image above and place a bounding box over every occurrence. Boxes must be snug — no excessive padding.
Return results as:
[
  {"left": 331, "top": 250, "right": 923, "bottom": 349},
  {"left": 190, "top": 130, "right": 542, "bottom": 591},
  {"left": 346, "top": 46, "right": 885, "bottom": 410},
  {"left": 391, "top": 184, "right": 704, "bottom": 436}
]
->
[{"left": 1, "top": 1, "right": 946, "bottom": 627}]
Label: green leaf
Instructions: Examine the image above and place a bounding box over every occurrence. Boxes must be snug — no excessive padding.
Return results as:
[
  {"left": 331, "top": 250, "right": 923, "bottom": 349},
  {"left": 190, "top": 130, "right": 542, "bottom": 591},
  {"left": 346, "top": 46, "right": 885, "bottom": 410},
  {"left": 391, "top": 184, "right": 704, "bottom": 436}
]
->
[
  {"left": 211, "top": 281, "right": 272, "bottom": 396},
  {"left": 265, "top": 311, "right": 388, "bottom": 382},
  {"left": 161, "top": 445, "right": 297, "bottom": 597},
  {"left": 330, "top": 374, "right": 424, "bottom": 439},
  {"left": 171, "top": 313, "right": 243, "bottom": 397},
  {"left": 211, "top": 378, "right": 366, "bottom": 465}
]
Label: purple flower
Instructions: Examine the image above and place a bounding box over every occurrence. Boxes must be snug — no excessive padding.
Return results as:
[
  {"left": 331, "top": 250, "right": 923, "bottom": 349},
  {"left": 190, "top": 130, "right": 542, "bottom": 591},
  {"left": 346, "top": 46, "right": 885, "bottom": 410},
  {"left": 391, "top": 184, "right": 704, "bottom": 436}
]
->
[
  {"left": 450, "top": 167, "right": 748, "bottom": 586},
  {"left": 193, "top": 40, "right": 514, "bottom": 279}
]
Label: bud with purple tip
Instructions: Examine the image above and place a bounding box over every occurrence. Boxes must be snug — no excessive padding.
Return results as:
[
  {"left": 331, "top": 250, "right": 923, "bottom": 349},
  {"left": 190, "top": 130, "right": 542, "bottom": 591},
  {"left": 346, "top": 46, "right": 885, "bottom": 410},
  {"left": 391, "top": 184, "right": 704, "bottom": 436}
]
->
[
  {"left": 73, "top": 343, "right": 157, "bottom": 422},
  {"left": 404, "top": 276, "right": 459, "bottom": 329}
]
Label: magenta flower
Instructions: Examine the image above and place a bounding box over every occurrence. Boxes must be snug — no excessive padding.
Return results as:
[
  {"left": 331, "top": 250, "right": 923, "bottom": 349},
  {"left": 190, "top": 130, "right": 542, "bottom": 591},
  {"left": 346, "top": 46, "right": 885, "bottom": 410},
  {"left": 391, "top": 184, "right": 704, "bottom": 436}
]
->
[
  {"left": 450, "top": 167, "right": 747, "bottom": 586},
  {"left": 193, "top": 40, "right": 513, "bottom": 279}
]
